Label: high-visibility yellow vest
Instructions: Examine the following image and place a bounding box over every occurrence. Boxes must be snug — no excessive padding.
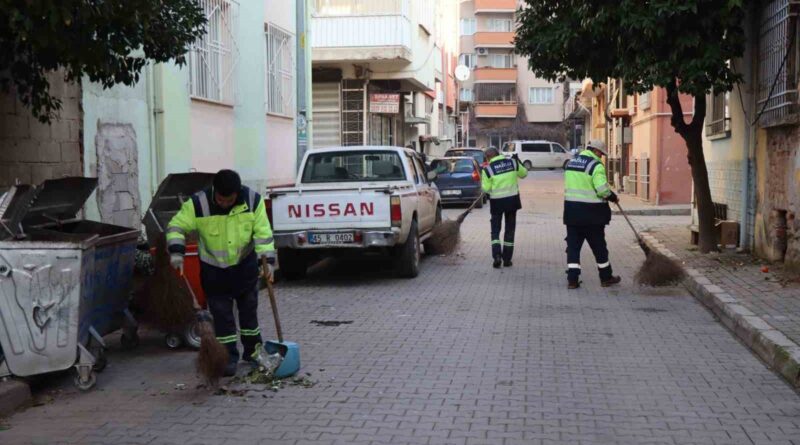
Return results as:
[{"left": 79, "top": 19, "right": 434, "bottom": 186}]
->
[
  {"left": 481, "top": 155, "right": 528, "bottom": 199},
  {"left": 166, "top": 186, "right": 275, "bottom": 268},
  {"left": 563, "top": 150, "right": 612, "bottom": 226}
]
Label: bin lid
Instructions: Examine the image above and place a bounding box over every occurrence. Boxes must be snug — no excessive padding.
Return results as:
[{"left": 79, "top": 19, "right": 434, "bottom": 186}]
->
[
  {"left": 22, "top": 177, "right": 98, "bottom": 226},
  {"left": 143, "top": 172, "right": 215, "bottom": 241},
  {"left": 0, "top": 184, "right": 37, "bottom": 239}
]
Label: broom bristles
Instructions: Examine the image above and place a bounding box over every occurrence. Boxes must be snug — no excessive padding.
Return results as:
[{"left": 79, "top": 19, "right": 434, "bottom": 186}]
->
[
  {"left": 196, "top": 320, "right": 229, "bottom": 386},
  {"left": 426, "top": 220, "right": 462, "bottom": 255},
  {"left": 134, "top": 235, "right": 196, "bottom": 330},
  {"left": 635, "top": 251, "right": 685, "bottom": 286}
]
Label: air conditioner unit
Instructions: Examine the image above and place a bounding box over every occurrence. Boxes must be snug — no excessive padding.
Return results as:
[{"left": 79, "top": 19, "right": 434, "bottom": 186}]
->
[{"left": 477, "top": 48, "right": 488, "bottom": 55}]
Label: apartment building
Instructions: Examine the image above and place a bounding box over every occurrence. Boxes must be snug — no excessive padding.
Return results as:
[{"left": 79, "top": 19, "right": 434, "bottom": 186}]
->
[
  {"left": 457, "top": 0, "right": 565, "bottom": 148},
  {"left": 0, "top": 0, "right": 307, "bottom": 227},
  {"left": 310, "top": 0, "right": 458, "bottom": 155}
]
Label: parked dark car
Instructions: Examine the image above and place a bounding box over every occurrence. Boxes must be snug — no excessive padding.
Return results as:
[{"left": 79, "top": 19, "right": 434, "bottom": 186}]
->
[
  {"left": 430, "top": 156, "right": 484, "bottom": 208},
  {"left": 444, "top": 148, "right": 488, "bottom": 168}
]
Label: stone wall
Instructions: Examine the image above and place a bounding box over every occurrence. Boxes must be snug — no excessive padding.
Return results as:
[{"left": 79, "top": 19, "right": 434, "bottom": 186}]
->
[
  {"left": 754, "top": 125, "right": 800, "bottom": 268},
  {"left": 0, "top": 74, "right": 82, "bottom": 188}
]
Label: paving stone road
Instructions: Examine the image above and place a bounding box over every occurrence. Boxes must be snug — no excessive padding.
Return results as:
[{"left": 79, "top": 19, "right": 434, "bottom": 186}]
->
[{"left": 2, "top": 171, "right": 799, "bottom": 445}]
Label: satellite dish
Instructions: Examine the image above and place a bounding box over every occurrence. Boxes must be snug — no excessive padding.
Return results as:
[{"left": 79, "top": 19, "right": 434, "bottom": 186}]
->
[{"left": 455, "top": 65, "right": 470, "bottom": 82}]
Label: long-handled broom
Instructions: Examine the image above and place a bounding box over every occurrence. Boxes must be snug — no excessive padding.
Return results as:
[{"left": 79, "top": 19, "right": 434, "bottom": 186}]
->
[
  {"left": 615, "top": 203, "right": 685, "bottom": 286},
  {"left": 426, "top": 193, "right": 485, "bottom": 255},
  {"left": 184, "top": 276, "right": 228, "bottom": 386}
]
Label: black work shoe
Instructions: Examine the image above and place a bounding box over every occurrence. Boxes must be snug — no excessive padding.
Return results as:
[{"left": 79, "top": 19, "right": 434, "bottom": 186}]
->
[
  {"left": 503, "top": 260, "right": 513, "bottom": 268},
  {"left": 493, "top": 257, "right": 502, "bottom": 268},
  {"left": 568, "top": 281, "right": 580, "bottom": 290},
  {"left": 601, "top": 276, "right": 622, "bottom": 287},
  {"left": 223, "top": 362, "right": 237, "bottom": 377}
]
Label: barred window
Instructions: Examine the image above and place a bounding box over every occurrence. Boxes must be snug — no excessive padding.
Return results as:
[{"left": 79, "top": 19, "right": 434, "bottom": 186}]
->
[
  {"left": 758, "top": 0, "right": 799, "bottom": 126},
  {"left": 265, "top": 23, "right": 295, "bottom": 116},
  {"left": 188, "top": 0, "right": 239, "bottom": 104},
  {"left": 706, "top": 90, "right": 731, "bottom": 137}
]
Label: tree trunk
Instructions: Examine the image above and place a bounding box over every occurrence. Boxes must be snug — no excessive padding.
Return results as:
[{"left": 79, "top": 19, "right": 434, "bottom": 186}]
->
[{"left": 665, "top": 82, "right": 717, "bottom": 253}]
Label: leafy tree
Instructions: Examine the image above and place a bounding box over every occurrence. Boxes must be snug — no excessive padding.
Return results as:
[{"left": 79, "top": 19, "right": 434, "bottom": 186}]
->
[
  {"left": 0, "top": 0, "right": 206, "bottom": 122},
  {"left": 515, "top": 0, "right": 748, "bottom": 253}
]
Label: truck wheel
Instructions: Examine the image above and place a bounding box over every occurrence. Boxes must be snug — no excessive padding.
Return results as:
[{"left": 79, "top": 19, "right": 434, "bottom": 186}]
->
[
  {"left": 523, "top": 161, "right": 533, "bottom": 170},
  {"left": 278, "top": 248, "right": 308, "bottom": 280},
  {"left": 396, "top": 221, "right": 420, "bottom": 278},
  {"left": 562, "top": 159, "right": 570, "bottom": 170}
]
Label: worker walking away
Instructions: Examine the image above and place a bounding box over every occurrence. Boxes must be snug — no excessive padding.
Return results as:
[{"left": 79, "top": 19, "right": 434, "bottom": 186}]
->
[
  {"left": 563, "top": 140, "right": 621, "bottom": 289},
  {"left": 481, "top": 146, "right": 528, "bottom": 268},
  {"left": 167, "top": 169, "right": 276, "bottom": 376}
]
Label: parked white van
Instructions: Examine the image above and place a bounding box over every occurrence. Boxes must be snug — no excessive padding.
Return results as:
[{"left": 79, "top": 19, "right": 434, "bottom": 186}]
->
[{"left": 501, "top": 140, "right": 573, "bottom": 170}]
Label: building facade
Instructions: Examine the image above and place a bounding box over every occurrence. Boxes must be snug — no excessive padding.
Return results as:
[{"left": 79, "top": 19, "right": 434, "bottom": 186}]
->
[
  {"left": 457, "top": 0, "right": 565, "bottom": 148},
  {"left": 0, "top": 0, "right": 307, "bottom": 229},
  {"left": 310, "top": 0, "right": 458, "bottom": 156}
]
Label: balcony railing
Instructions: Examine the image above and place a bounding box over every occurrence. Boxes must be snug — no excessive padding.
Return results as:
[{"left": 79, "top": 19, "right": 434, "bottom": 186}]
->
[
  {"left": 473, "top": 67, "right": 517, "bottom": 83},
  {"left": 475, "top": 84, "right": 516, "bottom": 103},
  {"left": 314, "top": 0, "right": 406, "bottom": 16},
  {"left": 475, "top": 103, "right": 518, "bottom": 118},
  {"left": 475, "top": 0, "right": 517, "bottom": 13},
  {"left": 312, "top": 0, "right": 412, "bottom": 61},
  {"left": 474, "top": 32, "right": 515, "bottom": 48}
]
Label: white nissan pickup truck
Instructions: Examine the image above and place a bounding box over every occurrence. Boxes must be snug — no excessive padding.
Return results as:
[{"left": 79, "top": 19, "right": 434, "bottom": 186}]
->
[{"left": 266, "top": 146, "right": 442, "bottom": 279}]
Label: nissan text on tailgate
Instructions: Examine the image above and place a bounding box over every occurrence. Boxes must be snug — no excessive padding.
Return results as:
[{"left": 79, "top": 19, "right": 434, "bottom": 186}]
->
[{"left": 266, "top": 146, "right": 442, "bottom": 279}]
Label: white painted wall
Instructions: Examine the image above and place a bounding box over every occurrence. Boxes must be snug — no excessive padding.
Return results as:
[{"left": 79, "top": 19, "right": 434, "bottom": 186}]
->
[{"left": 265, "top": 0, "right": 298, "bottom": 186}]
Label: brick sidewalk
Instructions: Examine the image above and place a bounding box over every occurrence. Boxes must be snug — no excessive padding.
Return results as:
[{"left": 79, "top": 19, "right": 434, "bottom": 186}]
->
[
  {"left": 2, "top": 173, "right": 799, "bottom": 445},
  {"left": 649, "top": 223, "right": 800, "bottom": 346},
  {"left": 645, "top": 221, "right": 800, "bottom": 388}
]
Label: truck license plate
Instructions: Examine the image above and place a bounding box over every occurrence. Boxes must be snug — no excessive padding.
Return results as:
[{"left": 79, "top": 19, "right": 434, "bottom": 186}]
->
[
  {"left": 309, "top": 232, "right": 355, "bottom": 244},
  {"left": 442, "top": 190, "right": 462, "bottom": 196}
]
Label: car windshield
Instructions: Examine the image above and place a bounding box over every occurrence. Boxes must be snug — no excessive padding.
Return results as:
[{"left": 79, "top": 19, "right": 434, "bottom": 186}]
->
[
  {"left": 302, "top": 151, "right": 406, "bottom": 183},
  {"left": 431, "top": 158, "right": 474, "bottom": 174},
  {"left": 446, "top": 150, "right": 484, "bottom": 163}
]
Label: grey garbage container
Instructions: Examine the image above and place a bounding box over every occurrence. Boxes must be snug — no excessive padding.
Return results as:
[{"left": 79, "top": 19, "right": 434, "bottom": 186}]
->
[{"left": 0, "top": 178, "right": 139, "bottom": 390}]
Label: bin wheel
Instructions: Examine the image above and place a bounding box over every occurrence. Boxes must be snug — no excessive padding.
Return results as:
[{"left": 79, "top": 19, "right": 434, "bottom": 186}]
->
[
  {"left": 93, "top": 350, "right": 107, "bottom": 373},
  {"left": 120, "top": 332, "right": 139, "bottom": 350},
  {"left": 75, "top": 371, "right": 97, "bottom": 391},
  {"left": 165, "top": 333, "right": 183, "bottom": 349},
  {"left": 184, "top": 323, "right": 202, "bottom": 350}
]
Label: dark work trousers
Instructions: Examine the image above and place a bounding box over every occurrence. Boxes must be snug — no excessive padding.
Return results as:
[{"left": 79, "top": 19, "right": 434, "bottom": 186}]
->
[
  {"left": 491, "top": 210, "right": 517, "bottom": 262},
  {"left": 206, "top": 285, "right": 263, "bottom": 363},
  {"left": 565, "top": 225, "right": 614, "bottom": 283}
]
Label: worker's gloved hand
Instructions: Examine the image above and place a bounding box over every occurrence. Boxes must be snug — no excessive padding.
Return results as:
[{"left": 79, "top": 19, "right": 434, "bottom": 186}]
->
[
  {"left": 511, "top": 153, "right": 521, "bottom": 163},
  {"left": 261, "top": 256, "right": 275, "bottom": 278},
  {"left": 607, "top": 192, "right": 619, "bottom": 204},
  {"left": 195, "top": 310, "right": 213, "bottom": 323},
  {"left": 170, "top": 254, "right": 184, "bottom": 275}
]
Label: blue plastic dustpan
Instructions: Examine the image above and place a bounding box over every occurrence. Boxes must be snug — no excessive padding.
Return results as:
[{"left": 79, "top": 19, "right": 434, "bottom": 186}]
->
[{"left": 263, "top": 259, "right": 300, "bottom": 378}]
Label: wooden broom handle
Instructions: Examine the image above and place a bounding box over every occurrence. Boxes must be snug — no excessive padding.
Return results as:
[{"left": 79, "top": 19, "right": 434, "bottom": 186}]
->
[{"left": 261, "top": 256, "right": 284, "bottom": 343}]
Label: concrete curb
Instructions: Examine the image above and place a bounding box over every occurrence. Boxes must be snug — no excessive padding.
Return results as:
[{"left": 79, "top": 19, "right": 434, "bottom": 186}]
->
[
  {"left": 0, "top": 378, "right": 31, "bottom": 417},
  {"left": 640, "top": 232, "right": 800, "bottom": 389}
]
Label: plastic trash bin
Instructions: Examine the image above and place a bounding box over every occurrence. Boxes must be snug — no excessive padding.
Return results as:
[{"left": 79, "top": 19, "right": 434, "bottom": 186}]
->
[
  {"left": 0, "top": 178, "right": 139, "bottom": 391},
  {"left": 142, "top": 172, "right": 215, "bottom": 349}
]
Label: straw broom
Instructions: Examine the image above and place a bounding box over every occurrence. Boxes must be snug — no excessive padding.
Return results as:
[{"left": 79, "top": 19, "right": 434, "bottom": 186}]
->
[
  {"left": 615, "top": 203, "right": 685, "bottom": 286},
  {"left": 426, "top": 194, "right": 485, "bottom": 255}
]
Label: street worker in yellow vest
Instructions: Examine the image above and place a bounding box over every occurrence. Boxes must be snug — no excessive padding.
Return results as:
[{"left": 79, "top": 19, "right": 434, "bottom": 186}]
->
[
  {"left": 167, "top": 169, "right": 276, "bottom": 376},
  {"left": 563, "top": 140, "right": 621, "bottom": 289},
  {"left": 481, "top": 146, "right": 528, "bottom": 268}
]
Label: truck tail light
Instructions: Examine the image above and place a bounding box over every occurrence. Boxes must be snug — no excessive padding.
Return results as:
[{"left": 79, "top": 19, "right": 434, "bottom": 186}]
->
[
  {"left": 390, "top": 196, "right": 402, "bottom": 227},
  {"left": 472, "top": 169, "right": 480, "bottom": 182}
]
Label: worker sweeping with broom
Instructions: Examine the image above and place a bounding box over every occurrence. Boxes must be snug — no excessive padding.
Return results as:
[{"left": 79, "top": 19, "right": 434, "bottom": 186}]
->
[
  {"left": 481, "top": 146, "right": 528, "bottom": 268},
  {"left": 167, "top": 169, "right": 276, "bottom": 377},
  {"left": 563, "top": 140, "right": 621, "bottom": 289}
]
